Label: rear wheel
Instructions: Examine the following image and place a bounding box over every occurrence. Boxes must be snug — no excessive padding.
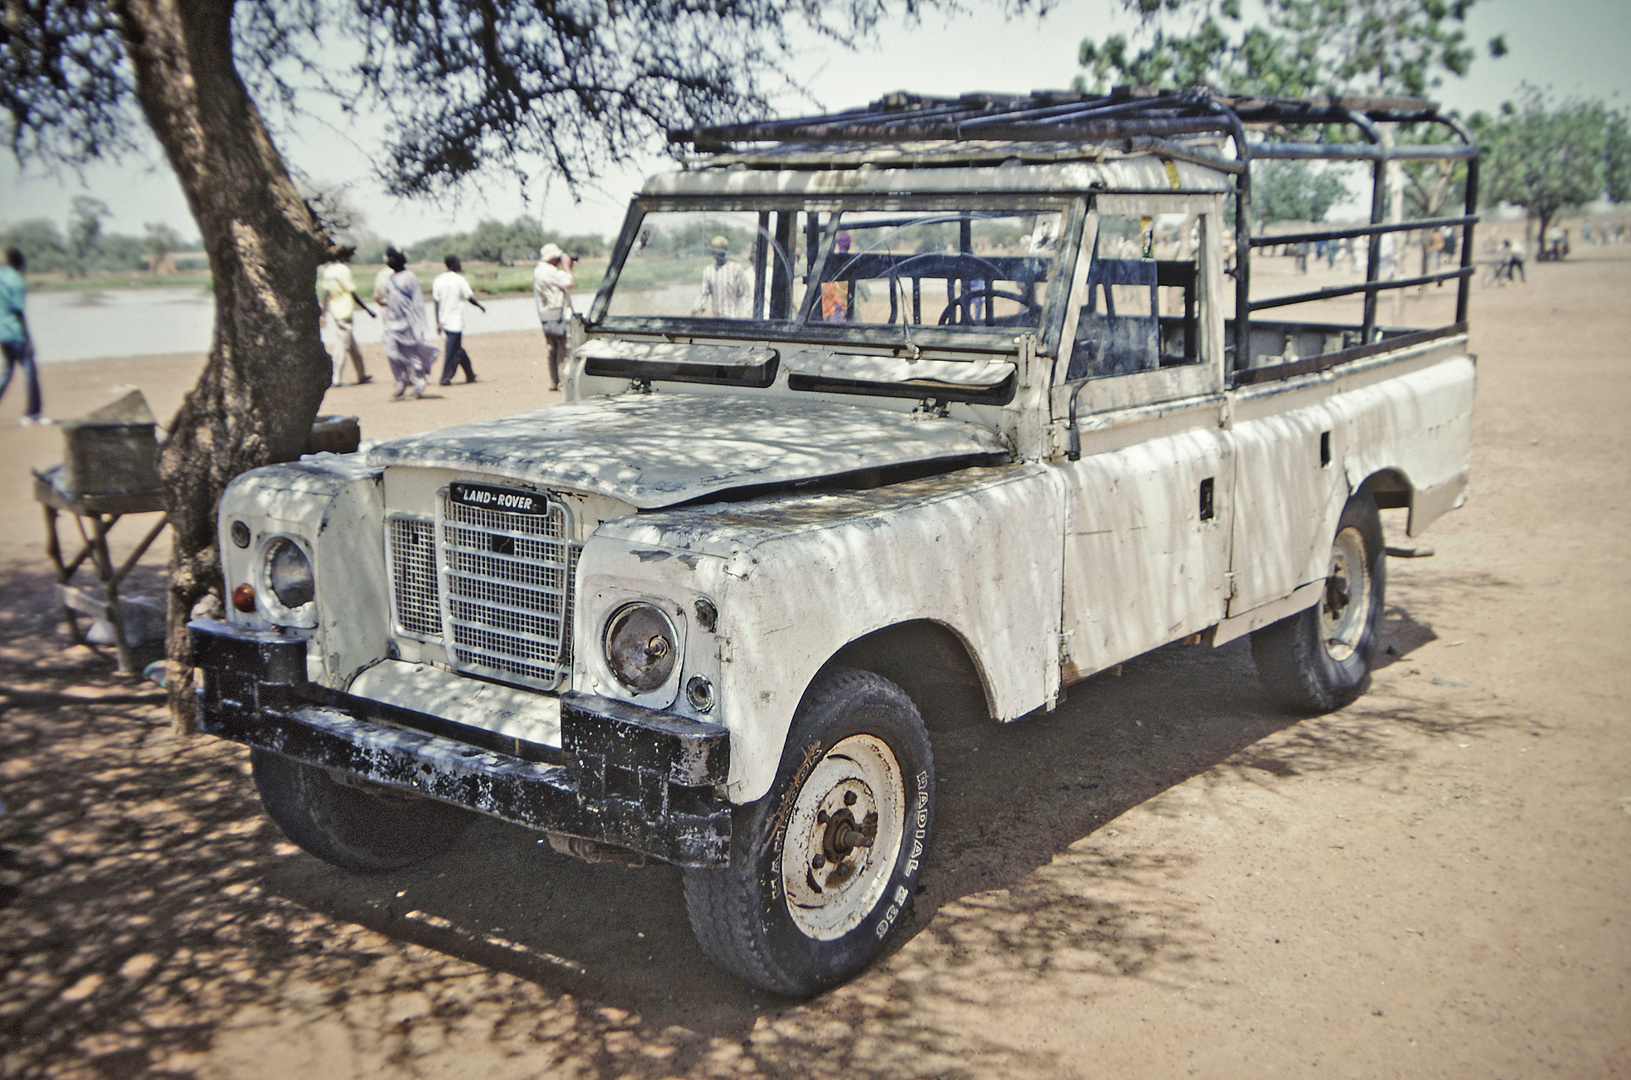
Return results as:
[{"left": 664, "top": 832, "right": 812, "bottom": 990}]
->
[
  {"left": 1251, "top": 493, "right": 1387, "bottom": 713},
  {"left": 251, "top": 748, "right": 474, "bottom": 872},
  {"left": 683, "top": 667, "right": 933, "bottom": 996}
]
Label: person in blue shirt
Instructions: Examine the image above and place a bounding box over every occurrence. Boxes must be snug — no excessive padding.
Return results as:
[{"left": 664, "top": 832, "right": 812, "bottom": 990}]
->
[{"left": 0, "top": 247, "right": 43, "bottom": 425}]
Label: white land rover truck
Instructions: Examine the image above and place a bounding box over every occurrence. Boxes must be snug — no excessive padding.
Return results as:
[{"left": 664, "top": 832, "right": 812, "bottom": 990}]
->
[{"left": 190, "top": 90, "right": 1479, "bottom": 995}]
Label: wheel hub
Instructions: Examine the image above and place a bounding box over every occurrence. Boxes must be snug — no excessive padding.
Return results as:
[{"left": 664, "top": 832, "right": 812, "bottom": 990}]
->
[
  {"left": 1320, "top": 526, "right": 1370, "bottom": 662},
  {"left": 811, "top": 798, "right": 877, "bottom": 876},
  {"left": 781, "top": 734, "right": 905, "bottom": 940}
]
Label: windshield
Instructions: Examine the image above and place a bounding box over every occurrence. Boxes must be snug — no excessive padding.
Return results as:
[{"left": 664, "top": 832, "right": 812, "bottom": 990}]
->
[{"left": 601, "top": 203, "right": 1066, "bottom": 338}]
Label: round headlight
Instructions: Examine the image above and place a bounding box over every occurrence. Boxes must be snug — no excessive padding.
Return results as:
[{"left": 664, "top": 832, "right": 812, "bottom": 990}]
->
[
  {"left": 603, "top": 603, "right": 677, "bottom": 693},
  {"left": 266, "top": 539, "right": 315, "bottom": 609}
]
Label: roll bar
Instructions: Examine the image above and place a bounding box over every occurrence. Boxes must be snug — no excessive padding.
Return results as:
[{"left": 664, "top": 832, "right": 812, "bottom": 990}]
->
[{"left": 669, "top": 87, "right": 1480, "bottom": 375}]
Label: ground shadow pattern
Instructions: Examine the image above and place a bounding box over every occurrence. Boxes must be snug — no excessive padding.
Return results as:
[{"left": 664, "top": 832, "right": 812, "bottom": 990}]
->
[{"left": 0, "top": 556, "right": 1520, "bottom": 1079}]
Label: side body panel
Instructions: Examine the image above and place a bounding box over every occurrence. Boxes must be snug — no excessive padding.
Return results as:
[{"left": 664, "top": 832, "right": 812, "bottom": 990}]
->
[
  {"left": 1332, "top": 349, "right": 1477, "bottom": 537},
  {"left": 1226, "top": 340, "right": 1476, "bottom": 618},
  {"left": 1056, "top": 400, "right": 1234, "bottom": 678},
  {"left": 1226, "top": 401, "right": 1344, "bottom": 617},
  {"left": 578, "top": 464, "right": 1067, "bottom": 803}
]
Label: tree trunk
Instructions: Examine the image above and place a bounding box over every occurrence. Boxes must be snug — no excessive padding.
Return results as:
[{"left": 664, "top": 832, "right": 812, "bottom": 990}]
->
[{"left": 112, "top": 0, "right": 332, "bottom": 733}]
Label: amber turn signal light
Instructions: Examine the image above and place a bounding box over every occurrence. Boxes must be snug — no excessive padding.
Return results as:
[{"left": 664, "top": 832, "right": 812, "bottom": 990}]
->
[{"left": 231, "top": 584, "right": 256, "bottom": 613}]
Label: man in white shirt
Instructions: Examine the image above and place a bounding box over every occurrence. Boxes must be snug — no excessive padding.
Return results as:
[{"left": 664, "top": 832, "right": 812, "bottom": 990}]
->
[
  {"left": 692, "top": 236, "right": 752, "bottom": 319},
  {"left": 533, "top": 243, "right": 575, "bottom": 391},
  {"left": 318, "top": 246, "right": 375, "bottom": 386},
  {"left": 432, "top": 254, "right": 486, "bottom": 385}
]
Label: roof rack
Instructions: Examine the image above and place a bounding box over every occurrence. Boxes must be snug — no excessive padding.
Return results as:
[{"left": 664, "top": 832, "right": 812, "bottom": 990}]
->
[{"left": 670, "top": 88, "right": 1480, "bottom": 369}]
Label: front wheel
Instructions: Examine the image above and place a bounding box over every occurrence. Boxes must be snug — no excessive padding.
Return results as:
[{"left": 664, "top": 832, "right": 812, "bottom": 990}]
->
[
  {"left": 251, "top": 748, "right": 474, "bottom": 872},
  {"left": 1251, "top": 493, "right": 1387, "bottom": 713},
  {"left": 683, "top": 667, "right": 933, "bottom": 996}
]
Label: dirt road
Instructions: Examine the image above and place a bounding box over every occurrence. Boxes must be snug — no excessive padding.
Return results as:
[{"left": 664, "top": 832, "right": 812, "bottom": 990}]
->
[{"left": 1, "top": 248, "right": 1627, "bottom": 1079}]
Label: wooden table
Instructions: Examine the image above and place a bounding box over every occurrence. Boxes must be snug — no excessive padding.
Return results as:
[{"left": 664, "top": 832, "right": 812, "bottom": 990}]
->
[{"left": 33, "top": 466, "right": 169, "bottom": 675}]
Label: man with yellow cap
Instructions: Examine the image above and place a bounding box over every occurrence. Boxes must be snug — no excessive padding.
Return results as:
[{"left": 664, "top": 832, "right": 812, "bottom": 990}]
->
[
  {"left": 533, "top": 243, "right": 575, "bottom": 391},
  {"left": 692, "top": 235, "right": 752, "bottom": 319}
]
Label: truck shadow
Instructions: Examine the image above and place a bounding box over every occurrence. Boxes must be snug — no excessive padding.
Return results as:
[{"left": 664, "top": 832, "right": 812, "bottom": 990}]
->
[
  {"left": 0, "top": 553, "right": 1512, "bottom": 1078},
  {"left": 254, "top": 640, "right": 1286, "bottom": 1005},
  {"left": 250, "top": 599, "right": 1489, "bottom": 1032}
]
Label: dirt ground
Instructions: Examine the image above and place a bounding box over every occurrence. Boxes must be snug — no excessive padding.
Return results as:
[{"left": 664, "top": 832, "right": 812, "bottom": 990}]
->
[{"left": 1, "top": 246, "right": 1627, "bottom": 1079}]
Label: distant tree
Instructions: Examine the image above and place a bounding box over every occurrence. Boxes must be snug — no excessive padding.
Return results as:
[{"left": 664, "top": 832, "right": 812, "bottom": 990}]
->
[
  {"left": 649, "top": 219, "right": 757, "bottom": 258},
  {"left": 144, "top": 221, "right": 183, "bottom": 270},
  {"left": 1473, "top": 88, "right": 1630, "bottom": 243},
  {"left": 1401, "top": 146, "right": 1468, "bottom": 220},
  {"left": 1075, "top": 0, "right": 1496, "bottom": 98},
  {"left": 404, "top": 230, "right": 458, "bottom": 261},
  {"left": 466, "top": 218, "right": 546, "bottom": 265},
  {"left": 417, "top": 221, "right": 607, "bottom": 266},
  {"left": 2, "top": 0, "right": 1034, "bottom": 731},
  {"left": 1, "top": 219, "right": 71, "bottom": 273},
  {"left": 67, "top": 195, "right": 110, "bottom": 277},
  {"left": 353, "top": 234, "right": 389, "bottom": 266},
  {"left": 90, "top": 230, "right": 148, "bottom": 271},
  {"left": 1604, "top": 111, "right": 1631, "bottom": 205},
  {"left": 1253, "top": 161, "right": 1350, "bottom": 224},
  {"left": 551, "top": 233, "right": 608, "bottom": 260}
]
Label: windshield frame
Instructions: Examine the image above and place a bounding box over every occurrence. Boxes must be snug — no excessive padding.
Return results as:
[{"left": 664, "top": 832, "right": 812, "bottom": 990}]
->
[{"left": 589, "top": 193, "right": 1087, "bottom": 356}]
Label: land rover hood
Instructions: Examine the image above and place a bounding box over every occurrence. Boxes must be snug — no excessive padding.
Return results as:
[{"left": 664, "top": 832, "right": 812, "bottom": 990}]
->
[{"left": 365, "top": 393, "right": 1010, "bottom": 509}]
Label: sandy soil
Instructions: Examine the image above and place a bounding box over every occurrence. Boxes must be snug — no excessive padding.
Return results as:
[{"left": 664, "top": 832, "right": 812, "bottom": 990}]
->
[{"left": 0, "top": 247, "right": 1627, "bottom": 1079}]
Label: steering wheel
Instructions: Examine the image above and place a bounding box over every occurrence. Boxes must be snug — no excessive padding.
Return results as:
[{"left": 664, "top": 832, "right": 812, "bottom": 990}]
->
[
  {"left": 882, "top": 252, "right": 1008, "bottom": 325},
  {"left": 938, "top": 286, "right": 1043, "bottom": 327}
]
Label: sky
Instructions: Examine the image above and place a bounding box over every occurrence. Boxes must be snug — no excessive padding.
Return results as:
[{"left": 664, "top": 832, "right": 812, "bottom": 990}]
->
[{"left": 3, "top": 0, "right": 1628, "bottom": 248}]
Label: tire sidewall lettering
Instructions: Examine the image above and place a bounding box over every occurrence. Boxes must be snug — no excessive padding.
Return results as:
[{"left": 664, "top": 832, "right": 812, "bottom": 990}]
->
[{"left": 874, "top": 767, "right": 931, "bottom": 940}]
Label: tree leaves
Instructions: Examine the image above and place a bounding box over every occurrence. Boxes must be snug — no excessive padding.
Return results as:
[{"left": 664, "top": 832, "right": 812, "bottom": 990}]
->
[
  {"left": 4, "top": 0, "right": 1040, "bottom": 200},
  {"left": 1253, "top": 160, "right": 1349, "bottom": 224},
  {"left": 1073, "top": 0, "right": 1488, "bottom": 99},
  {"left": 1473, "top": 87, "right": 1631, "bottom": 235},
  {"left": 0, "top": 0, "right": 138, "bottom": 166}
]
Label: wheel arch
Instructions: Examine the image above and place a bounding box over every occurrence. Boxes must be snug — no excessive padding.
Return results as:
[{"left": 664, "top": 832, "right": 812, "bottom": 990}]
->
[
  {"left": 821, "top": 619, "right": 995, "bottom": 731},
  {"left": 1355, "top": 464, "right": 1465, "bottom": 536},
  {"left": 1355, "top": 466, "right": 1412, "bottom": 510}
]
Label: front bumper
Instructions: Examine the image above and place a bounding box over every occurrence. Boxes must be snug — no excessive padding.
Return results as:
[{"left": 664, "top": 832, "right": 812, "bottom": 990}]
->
[{"left": 188, "top": 619, "right": 732, "bottom": 867}]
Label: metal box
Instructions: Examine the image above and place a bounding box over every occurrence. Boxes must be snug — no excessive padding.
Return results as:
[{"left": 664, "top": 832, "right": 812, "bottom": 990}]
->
[{"left": 57, "top": 390, "right": 162, "bottom": 497}]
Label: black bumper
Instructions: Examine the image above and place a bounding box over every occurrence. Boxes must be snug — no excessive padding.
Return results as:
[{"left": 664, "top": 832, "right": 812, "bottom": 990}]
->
[{"left": 188, "top": 619, "right": 732, "bottom": 867}]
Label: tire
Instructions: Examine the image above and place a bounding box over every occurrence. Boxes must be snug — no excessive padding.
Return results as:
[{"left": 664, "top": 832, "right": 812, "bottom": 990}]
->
[
  {"left": 1251, "top": 492, "right": 1387, "bottom": 714},
  {"left": 250, "top": 748, "right": 474, "bottom": 872},
  {"left": 682, "top": 667, "right": 934, "bottom": 996}
]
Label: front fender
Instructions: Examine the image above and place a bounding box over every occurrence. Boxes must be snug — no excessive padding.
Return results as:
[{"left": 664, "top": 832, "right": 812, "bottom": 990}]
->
[{"left": 580, "top": 463, "right": 1065, "bottom": 802}]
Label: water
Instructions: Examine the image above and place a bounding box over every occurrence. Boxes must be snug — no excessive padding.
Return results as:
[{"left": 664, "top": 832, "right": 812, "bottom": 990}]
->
[{"left": 24, "top": 286, "right": 593, "bottom": 364}]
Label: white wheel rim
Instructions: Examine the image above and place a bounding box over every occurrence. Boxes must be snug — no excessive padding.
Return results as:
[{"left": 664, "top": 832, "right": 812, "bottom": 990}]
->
[
  {"left": 1321, "top": 526, "right": 1370, "bottom": 663},
  {"left": 782, "top": 734, "right": 906, "bottom": 941}
]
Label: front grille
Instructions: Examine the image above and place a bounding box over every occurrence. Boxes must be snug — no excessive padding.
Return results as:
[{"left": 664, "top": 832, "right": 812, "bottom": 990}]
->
[
  {"left": 385, "top": 490, "right": 576, "bottom": 692},
  {"left": 387, "top": 516, "right": 440, "bottom": 637}
]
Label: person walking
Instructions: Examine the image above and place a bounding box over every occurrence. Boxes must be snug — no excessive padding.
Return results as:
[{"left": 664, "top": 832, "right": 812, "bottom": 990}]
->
[
  {"left": 533, "top": 243, "right": 575, "bottom": 391},
  {"left": 433, "top": 254, "right": 486, "bottom": 385},
  {"left": 692, "top": 236, "right": 751, "bottom": 318},
  {"left": 319, "top": 246, "right": 376, "bottom": 386},
  {"left": 0, "top": 247, "right": 44, "bottom": 425},
  {"left": 1500, "top": 238, "right": 1527, "bottom": 283},
  {"left": 380, "top": 247, "right": 439, "bottom": 399}
]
